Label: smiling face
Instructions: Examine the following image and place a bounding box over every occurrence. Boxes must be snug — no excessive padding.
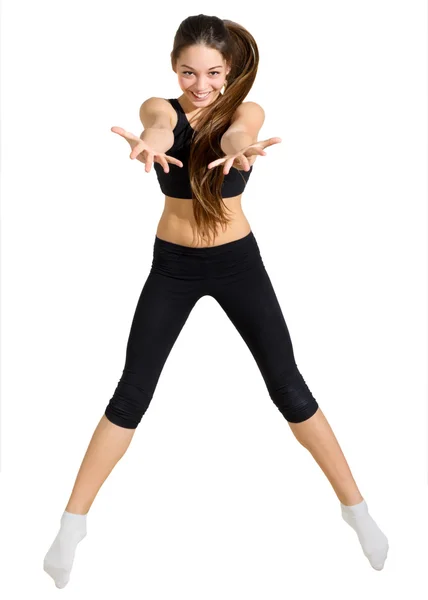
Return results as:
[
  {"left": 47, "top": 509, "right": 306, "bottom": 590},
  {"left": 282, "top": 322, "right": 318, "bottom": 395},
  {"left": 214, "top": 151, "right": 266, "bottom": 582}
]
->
[{"left": 174, "top": 44, "right": 231, "bottom": 108}]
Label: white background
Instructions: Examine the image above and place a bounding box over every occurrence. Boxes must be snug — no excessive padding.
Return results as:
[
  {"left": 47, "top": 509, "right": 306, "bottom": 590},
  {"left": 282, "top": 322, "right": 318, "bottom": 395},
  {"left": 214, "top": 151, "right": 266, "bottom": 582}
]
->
[{"left": 1, "top": 0, "right": 427, "bottom": 597}]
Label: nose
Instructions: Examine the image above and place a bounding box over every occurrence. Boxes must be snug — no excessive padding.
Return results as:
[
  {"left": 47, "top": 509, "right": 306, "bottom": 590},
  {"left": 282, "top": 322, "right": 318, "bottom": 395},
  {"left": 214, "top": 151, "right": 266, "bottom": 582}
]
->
[{"left": 195, "top": 77, "right": 210, "bottom": 91}]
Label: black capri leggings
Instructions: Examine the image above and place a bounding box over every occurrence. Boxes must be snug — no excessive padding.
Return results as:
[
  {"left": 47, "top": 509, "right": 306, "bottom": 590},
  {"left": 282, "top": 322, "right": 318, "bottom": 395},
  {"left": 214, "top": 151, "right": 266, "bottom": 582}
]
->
[{"left": 104, "top": 230, "right": 319, "bottom": 429}]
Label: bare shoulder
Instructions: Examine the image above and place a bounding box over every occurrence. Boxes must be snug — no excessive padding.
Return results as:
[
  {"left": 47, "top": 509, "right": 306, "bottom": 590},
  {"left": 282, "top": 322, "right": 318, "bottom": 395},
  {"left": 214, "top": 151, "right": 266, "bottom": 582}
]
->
[{"left": 139, "top": 97, "right": 177, "bottom": 130}]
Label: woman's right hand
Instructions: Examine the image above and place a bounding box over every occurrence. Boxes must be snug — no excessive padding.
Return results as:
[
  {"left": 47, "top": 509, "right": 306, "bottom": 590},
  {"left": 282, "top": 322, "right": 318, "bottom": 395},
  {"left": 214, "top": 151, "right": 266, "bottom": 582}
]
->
[{"left": 111, "top": 126, "right": 183, "bottom": 173}]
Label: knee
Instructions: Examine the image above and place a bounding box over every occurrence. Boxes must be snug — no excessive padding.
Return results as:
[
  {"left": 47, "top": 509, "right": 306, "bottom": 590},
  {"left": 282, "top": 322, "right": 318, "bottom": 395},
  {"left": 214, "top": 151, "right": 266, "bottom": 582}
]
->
[
  {"left": 268, "top": 366, "right": 319, "bottom": 423},
  {"left": 105, "top": 369, "right": 154, "bottom": 429}
]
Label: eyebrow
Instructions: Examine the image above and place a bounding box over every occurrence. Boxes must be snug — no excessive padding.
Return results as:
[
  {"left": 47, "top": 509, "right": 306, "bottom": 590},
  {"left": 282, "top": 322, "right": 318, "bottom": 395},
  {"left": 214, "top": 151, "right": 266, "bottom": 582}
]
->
[{"left": 180, "top": 64, "right": 223, "bottom": 70}]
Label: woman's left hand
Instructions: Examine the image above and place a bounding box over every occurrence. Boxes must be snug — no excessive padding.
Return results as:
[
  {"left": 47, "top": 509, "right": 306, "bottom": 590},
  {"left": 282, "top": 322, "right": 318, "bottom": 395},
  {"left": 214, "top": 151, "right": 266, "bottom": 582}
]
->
[{"left": 207, "top": 137, "right": 282, "bottom": 174}]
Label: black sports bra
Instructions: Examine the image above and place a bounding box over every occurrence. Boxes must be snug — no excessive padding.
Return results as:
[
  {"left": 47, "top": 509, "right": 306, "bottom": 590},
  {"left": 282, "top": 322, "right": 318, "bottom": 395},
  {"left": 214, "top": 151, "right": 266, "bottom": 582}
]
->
[{"left": 152, "top": 98, "right": 253, "bottom": 199}]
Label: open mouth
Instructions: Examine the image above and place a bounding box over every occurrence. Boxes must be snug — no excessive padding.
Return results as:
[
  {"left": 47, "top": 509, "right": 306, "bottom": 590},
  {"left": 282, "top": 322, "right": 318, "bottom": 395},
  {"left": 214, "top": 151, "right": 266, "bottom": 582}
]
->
[{"left": 190, "top": 91, "right": 211, "bottom": 100}]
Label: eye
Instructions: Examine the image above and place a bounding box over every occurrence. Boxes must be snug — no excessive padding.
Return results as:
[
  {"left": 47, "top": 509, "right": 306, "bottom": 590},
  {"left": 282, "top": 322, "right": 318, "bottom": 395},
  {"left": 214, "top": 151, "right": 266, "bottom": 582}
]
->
[{"left": 181, "top": 71, "right": 221, "bottom": 76}]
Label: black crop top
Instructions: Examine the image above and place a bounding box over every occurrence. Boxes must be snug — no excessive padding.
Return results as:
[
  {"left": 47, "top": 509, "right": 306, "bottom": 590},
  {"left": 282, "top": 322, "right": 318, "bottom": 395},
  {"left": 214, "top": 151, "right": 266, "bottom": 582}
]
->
[{"left": 153, "top": 98, "right": 253, "bottom": 199}]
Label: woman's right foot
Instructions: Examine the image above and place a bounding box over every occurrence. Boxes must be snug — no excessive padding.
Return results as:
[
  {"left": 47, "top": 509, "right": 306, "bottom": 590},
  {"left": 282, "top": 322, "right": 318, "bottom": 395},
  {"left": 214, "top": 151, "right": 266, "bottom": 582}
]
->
[{"left": 43, "top": 511, "right": 87, "bottom": 588}]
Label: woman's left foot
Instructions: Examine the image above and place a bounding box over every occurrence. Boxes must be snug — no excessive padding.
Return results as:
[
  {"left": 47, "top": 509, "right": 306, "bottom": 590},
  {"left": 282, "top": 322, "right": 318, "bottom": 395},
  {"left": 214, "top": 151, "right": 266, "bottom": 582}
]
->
[{"left": 340, "top": 499, "right": 389, "bottom": 570}]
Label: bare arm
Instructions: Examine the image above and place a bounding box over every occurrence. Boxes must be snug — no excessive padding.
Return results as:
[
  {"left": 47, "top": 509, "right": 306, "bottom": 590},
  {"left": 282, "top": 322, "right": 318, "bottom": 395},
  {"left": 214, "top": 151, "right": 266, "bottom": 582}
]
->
[
  {"left": 139, "top": 97, "right": 175, "bottom": 153},
  {"left": 220, "top": 102, "right": 265, "bottom": 165}
]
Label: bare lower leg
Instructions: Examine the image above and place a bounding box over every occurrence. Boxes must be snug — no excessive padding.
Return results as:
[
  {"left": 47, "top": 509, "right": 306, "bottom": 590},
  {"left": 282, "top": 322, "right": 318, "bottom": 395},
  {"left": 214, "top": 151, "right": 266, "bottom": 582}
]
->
[
  {"left": 288, "top": 407, "right": 364, "bottom": 506},
  {"left": 65, "top": 414, "right": 136, "bottom": 514}
]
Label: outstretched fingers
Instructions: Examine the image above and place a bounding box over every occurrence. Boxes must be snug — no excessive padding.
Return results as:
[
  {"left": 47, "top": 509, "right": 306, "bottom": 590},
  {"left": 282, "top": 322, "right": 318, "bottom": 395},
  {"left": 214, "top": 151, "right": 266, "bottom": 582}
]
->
[
  {"left": 165, "top": 156, "right": 183, "bottom": 168},
  {"left": 264, "top": 137, "right": 282, "bottom": 147},
  {"left": 144, "top": 152, "right": 153, "bottom": 173},
  {"left": 223, "top": 156, "right": 234, "bottom": 174},
  {"left": 252, "top": 146, "right": 267, "bottom": 156},
  {"left": 111, "top": 126, "right": 127, "bottom": 136},
  {"left": 207, "top": 157, "right": 224, "bottom": 169},
  {"left": 112, "top": 126, "right": 140, "bottom": 143},
  {"left": 156, "top": 155, "right": 169, "bottom": 173},
  {"left": 130, "top": 142, "right": 145, "bottom": 160},
  {"left": 224, "top": 154, "right": 251, "bottom": 175},
  {"left": 146, "top": 154, "right": 183, "bottom": 174},
  {"left": 249, "top": 137, "right": 282, "bottom": 152}
]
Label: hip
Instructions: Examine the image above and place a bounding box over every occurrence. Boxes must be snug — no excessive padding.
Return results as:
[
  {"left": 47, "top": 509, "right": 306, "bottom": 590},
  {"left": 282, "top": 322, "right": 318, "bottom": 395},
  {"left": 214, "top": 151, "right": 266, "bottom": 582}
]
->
[{"left": 151, "top": 229, "right": 265, "bottom": 282}]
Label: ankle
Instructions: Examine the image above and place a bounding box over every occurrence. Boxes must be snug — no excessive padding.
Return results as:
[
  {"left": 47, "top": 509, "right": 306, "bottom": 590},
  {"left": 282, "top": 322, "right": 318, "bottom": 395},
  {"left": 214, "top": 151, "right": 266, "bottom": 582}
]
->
[
  {"left": 339, "top": 492, "right": 364, "bottom": 507},
  {"left": 64, "top": 505, "right": 90, "bottom": 516}
]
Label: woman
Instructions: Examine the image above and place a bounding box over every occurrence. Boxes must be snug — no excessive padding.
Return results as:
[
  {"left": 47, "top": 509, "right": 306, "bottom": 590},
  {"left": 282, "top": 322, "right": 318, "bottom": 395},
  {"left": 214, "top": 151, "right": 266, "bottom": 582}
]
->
[{"left": 43, "top": 14, "right": 389, "bottom": 588}]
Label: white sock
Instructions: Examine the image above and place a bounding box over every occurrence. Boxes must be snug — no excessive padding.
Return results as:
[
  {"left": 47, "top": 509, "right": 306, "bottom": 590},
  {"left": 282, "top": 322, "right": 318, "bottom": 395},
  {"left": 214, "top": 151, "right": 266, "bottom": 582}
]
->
[
  {"left": 340, "top": 499, "right": 389, "bottom": 570},
  {"left": 43, "top": 510, "right": 88, "bottom": 588}
]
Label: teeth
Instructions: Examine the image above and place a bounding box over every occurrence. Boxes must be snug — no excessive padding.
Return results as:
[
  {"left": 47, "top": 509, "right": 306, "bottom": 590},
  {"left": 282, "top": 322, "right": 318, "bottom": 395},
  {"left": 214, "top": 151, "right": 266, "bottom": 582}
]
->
[{"left": 192, "top": 91, "right": 210, "bottom": 98}]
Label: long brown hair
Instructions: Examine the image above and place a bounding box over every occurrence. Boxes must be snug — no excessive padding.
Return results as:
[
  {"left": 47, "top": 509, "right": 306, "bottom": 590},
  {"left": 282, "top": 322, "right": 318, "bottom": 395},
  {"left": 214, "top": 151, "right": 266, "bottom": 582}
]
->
[{"left": 170, "top": 15, "right": 259, "bottom": 246}]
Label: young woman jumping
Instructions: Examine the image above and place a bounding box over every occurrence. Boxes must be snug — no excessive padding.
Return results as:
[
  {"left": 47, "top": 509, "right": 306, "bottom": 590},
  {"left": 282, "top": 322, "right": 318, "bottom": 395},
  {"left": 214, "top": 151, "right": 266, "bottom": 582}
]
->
[{"left": 43, "top": 13, "right": 389, "bottom": 588}]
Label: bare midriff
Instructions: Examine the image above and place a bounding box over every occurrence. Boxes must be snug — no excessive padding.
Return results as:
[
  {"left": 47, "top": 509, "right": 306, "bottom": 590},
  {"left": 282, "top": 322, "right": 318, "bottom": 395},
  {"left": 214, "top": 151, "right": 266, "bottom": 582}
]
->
[{"left": 155, "top": 194, "right": 252, "bottom": 248}]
